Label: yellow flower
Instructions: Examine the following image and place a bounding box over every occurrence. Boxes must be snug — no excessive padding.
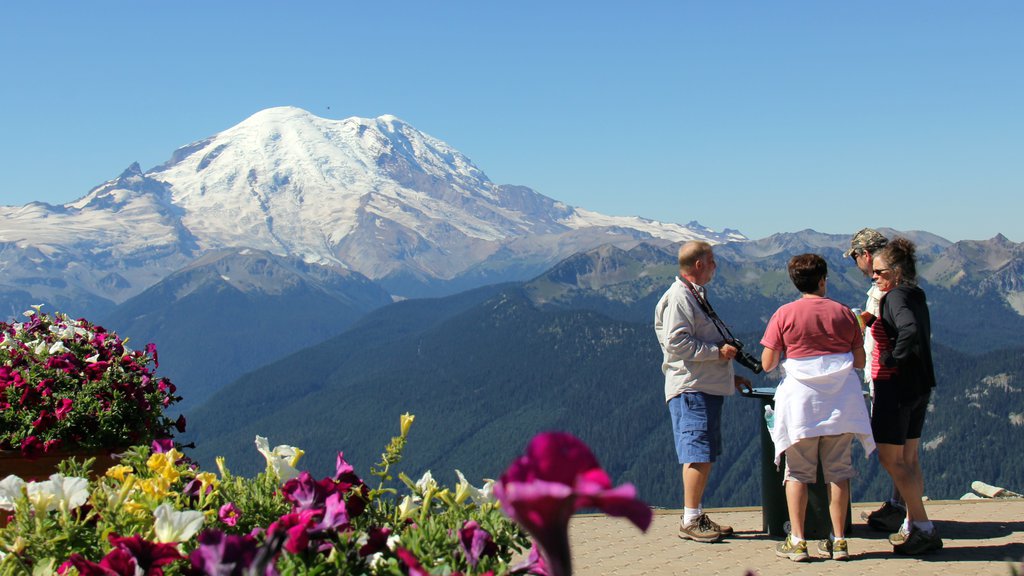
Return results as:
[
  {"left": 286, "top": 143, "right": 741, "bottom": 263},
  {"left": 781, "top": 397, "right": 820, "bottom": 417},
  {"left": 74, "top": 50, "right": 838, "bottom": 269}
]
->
[
  {"left": 147, "top": 450, "right": 184, "bottom": 484},
  {"left": 105, "top": 465, "right": 135, "bottom": 483},
  {"left": 138, "top": 477, "right": 171, "bottom": 500},
  {"left": 215, "top": 457, "right": 229, "bottom": 478},
  {"left": 400, "top": 413, "right": 415, "bottom": 438},
  {"left": 195, "top": 472, "right": 218, "bottom": 489}
]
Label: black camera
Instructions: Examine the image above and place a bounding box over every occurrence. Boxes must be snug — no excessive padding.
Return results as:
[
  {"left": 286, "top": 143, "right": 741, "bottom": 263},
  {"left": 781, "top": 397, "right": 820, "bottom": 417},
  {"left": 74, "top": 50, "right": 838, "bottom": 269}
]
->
[{"left": 727, "top": 339, "right": 763, "bottom": 374}]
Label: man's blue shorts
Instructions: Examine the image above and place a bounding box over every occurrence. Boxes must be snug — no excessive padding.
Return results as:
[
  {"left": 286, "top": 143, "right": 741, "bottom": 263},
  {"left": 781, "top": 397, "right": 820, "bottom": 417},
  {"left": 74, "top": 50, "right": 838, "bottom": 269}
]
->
[{"left": 668, "top": 391, "right": 723, "bottom": 464}]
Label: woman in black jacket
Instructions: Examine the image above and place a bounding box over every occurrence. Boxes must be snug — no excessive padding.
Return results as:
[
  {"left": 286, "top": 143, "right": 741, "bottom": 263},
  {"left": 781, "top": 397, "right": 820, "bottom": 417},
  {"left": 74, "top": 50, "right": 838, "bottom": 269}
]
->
[{"left": 869, "top": 237, "right": 941, "bottom": 555}]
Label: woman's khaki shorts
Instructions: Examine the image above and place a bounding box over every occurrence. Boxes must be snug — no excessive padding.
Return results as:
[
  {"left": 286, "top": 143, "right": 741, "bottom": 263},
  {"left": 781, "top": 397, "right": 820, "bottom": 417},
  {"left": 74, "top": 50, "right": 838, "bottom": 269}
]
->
[{"left": 783, "top": 433, "right": 856, "bottom": 484}]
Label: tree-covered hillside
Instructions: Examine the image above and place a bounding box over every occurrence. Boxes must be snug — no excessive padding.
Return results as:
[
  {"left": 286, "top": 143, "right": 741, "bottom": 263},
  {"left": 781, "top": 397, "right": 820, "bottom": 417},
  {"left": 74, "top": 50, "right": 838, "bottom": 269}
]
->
[{"left": 182, "top": 284, "right": 1024, "bottom": 509}]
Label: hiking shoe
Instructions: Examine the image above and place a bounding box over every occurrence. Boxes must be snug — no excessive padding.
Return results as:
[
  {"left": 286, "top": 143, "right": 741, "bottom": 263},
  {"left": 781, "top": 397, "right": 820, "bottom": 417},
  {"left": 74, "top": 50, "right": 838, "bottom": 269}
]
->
[
  {"left": 817, "top": 538, "right": 850, "bottom": 560},
  {"left": 679, "top": 514, "right": 723, "bottom": 543},
  {"left": 888, "top": 524, "right": 911, "bottom": 546},
  {"left": 893, "top": 527, "right": 943, "bottom": 555},
  {"left": 864, "top": 501, "right": 906, "bottom": 532},
  {"left": 776, "top": 536, "right": 810, "bottom": 562},
  {"left": 703, "top": 514, "right": 734, "bottom": 537}
]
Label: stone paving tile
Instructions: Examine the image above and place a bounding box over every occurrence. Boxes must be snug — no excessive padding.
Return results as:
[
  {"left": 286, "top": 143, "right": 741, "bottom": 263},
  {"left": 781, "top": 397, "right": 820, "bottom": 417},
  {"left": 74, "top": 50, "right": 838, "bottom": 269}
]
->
[{"left": 569, "top": 500, "right": 1024, "bottom": 576}]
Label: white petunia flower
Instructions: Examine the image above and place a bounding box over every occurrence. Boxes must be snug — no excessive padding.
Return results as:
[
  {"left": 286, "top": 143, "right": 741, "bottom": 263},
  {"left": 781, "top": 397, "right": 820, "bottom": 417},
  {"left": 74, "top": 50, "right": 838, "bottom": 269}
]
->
[
  {"left": 153, "top": 503, "right": 204, "bottom": 543},
  {"left": 397, "top": 495, "right": 421, "bottom": 519},
  {"left": 255, "top": 435, "right": 304, "bottom": 483},
  {"left": 0, "top": 475, "right": 26, "bottom": 511},
  {"left": 25, "top": 474, "right": 89, "bottom": 513},
  {"left": 415, "top": 470, "right": 437, "bottom": 493}
]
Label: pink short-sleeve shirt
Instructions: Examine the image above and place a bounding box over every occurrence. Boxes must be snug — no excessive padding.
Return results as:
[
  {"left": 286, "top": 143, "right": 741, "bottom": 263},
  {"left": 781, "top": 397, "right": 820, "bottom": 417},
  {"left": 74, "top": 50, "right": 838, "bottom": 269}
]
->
[{"left": 760, "top": 298, "right": 863, "bottom": 358}]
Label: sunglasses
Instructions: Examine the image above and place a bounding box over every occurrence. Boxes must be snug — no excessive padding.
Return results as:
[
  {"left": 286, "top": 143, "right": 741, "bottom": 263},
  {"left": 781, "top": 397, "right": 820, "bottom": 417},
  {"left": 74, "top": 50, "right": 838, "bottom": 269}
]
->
[{"left": 871, "top": 268, "right": 891, "bottom": 276}]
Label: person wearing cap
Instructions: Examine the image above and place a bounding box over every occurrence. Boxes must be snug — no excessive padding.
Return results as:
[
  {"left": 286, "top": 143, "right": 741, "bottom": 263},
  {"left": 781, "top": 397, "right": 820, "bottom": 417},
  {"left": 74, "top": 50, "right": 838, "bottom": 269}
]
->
[
  {"left": 844, "top": 228, "right": 906, "bottom": 532},
  {"left": 655, "top": 240, "right": 753, "bottom": 543}
]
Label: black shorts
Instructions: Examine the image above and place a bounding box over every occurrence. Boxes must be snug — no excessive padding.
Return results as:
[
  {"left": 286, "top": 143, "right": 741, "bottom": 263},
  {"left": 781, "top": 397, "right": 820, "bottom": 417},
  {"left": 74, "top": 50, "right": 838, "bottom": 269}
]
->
[{"left": 871, "top": 385, "right": 930, "bottom": 445}]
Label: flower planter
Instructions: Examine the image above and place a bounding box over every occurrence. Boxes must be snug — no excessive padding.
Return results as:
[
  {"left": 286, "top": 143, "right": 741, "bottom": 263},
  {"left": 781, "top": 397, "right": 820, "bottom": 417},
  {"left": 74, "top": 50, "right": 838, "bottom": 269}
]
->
[
  {"left": 0, "top": 447, "right": 122, "bottom": 481},
  {"left": 1, "top": 448, "right": 122, "bottom": 526}
]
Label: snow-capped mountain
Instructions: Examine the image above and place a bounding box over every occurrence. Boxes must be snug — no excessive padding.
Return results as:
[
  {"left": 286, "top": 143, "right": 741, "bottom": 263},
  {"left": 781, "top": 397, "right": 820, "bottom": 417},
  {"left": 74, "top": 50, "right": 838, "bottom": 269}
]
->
[{"left": 0, "top": 106, "right": 743, "bottom": 308}]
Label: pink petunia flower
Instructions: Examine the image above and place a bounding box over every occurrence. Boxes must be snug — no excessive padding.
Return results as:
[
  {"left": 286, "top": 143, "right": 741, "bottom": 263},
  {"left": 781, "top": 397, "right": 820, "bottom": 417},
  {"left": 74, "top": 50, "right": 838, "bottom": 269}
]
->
[
  {"left": 494, "top": 432, "right": 652, "bottom": 576},
  {"left": 219, "top": 502, "right": 242, "bottom": 527}
]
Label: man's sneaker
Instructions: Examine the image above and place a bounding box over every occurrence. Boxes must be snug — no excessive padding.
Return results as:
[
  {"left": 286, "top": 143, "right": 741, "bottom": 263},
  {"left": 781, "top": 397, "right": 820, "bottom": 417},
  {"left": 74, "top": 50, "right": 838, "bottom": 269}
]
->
[
  {"left": 888, "top": 524, "right": 911, "bottom": 546},
  {"left": 775, "top": 536, "right": 810, "bottom": 562},
  {"left": 679, "top": 514, "right": 722, "bottom": 543},
  {"left": 817, "top": 538, "right": 850, "bottom": 560},
  {"left": 864, "top": 501, "right": 906, "bottom": 532},
  {"left": 893, "top": 527, "right": 943, "bottom": 555},
  {"left": 703, "top": 514, "right": 734, "bottom": 537}
]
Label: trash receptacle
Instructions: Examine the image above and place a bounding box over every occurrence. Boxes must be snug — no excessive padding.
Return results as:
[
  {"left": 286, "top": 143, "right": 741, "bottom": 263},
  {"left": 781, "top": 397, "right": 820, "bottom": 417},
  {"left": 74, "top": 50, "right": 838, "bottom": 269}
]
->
[{"left": 743, "top": 387, "right": 851, "bottom": 539}]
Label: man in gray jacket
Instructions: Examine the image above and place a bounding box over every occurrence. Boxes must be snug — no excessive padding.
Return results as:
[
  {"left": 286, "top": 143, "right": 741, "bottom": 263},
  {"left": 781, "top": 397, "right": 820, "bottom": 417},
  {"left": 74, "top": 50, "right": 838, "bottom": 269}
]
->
[{"left": 655, "top": 240, "right": 752, "bottom": 543}]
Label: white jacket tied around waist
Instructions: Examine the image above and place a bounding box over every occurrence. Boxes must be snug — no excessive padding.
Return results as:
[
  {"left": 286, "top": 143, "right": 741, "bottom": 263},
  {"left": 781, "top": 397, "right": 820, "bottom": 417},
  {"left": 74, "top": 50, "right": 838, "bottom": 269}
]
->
[{"left": 770, "top": 352, "right": 875, "bottom": 466}]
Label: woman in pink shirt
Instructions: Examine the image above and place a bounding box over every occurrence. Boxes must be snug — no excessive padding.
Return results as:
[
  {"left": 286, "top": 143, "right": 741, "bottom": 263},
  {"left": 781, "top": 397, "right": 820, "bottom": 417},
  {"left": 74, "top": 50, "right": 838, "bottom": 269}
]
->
[{"left": 761, "top": 254, "right": 874, "bottom": 562}]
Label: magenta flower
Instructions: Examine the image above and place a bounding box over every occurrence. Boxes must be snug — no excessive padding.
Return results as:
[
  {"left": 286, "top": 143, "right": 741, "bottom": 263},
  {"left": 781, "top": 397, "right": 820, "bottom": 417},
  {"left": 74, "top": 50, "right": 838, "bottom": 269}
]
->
[
  {"left": 188, "top": 530, "right": 274, "bottom": 576},
  {"left": 458, "top": 520, "right": 497, "bottom": 568},
  {"left": 55, "top": 398, "right": 74, "bottom": 420},
  {"left": 510, "top": 543, "right": 549, "bottom": 576},
  {"left": 151, "top": 438, "right": 175, "bottom": 453},
  {"left": 494, "top": 432, "right": 652, "bottom": 576},
  {"left": 309, "top": 492, "right": 350, "bottom": 533},
  {"left": 20, "top": 435, "right": 43, "bottom": 457},
  {"left": 358, "top": 526, "right": 393, "bottom": 557},
  {"left": 267, "top": 510, "right": 318, "bottom": 554},
  {"left": 219, "top": 502, "right": 242, "bottom": 527},
  {"left": 84, "top": 361, "right": 111, "bottom": 381},
  {"left": 395, "top": 547, "right": 430, "bottom": 576},
  {"left": 107, "top": 534, "right": 182, "bottom": 575},
  {"left": 145, "top": 342, "right": 160, "bottom": 368},
  {"left": 281, "top": 472, "right": 335, "bottom": 512},
  {"left": 63, "top": 548, "right": 138, "bottom": 576}
]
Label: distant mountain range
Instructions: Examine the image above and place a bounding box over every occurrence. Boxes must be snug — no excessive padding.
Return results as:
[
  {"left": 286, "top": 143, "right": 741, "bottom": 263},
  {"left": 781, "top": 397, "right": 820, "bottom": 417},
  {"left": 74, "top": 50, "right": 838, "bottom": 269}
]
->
[
  {"left": 182, "top": 260, "right": 1024, "bottom": 508},
  {"left": 2, "top": 106, "right": 1023, "bottom": 509}
]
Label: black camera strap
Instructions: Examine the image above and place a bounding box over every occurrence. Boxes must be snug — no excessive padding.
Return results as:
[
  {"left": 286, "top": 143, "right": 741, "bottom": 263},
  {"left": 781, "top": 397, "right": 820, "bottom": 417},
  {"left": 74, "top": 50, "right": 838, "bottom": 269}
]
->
[{"left": 678, "top": 275, "right": 736, "bottom": 344}]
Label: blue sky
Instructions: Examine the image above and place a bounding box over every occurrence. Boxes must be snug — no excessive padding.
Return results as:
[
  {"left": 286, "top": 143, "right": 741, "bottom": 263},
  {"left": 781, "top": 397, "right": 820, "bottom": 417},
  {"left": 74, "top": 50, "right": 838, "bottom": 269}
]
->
[{"left": 2, "top": 1, "right": 1021, "bottom": 242}]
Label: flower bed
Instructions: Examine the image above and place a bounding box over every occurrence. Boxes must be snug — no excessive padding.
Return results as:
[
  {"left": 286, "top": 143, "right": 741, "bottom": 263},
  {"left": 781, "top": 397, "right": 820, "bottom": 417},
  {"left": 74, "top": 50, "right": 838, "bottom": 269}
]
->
[{"left": 0, "top": 414, "right": 651, "bottom": 575}]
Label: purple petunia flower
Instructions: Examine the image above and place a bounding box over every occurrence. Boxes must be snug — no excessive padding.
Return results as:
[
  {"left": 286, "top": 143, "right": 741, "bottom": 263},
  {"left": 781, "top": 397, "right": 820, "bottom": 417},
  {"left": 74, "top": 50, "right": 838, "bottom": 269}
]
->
[
  {"left": 458, "top": 520, "right": 497, "bottom": 568},
  {"left": 151, "top": 438, "right": 176, "bottom": 454},
  {"left": 281, "top": 472, "right": 335, "bottom": 513},
  {"left": 494, "top": 432, "right": 652, "bottom": 576},
  {"left": 189, "top": 529, "right": 274, "bottom": 576}
]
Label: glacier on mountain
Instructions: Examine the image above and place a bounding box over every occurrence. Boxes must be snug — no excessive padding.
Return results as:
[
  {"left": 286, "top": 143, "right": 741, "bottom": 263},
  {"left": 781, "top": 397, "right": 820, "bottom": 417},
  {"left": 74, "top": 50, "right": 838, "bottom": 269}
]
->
[{"left": 0, "top": 106, "right": 743, "bottom": 307}]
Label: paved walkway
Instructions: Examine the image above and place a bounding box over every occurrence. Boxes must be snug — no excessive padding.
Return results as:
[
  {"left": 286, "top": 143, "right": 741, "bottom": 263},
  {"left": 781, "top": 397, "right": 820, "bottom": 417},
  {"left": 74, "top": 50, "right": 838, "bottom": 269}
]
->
[{"left": 569, "top": 499, "right": 1024, "bottom": 575}]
